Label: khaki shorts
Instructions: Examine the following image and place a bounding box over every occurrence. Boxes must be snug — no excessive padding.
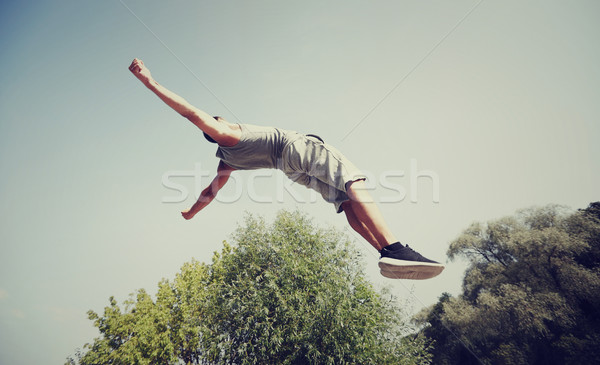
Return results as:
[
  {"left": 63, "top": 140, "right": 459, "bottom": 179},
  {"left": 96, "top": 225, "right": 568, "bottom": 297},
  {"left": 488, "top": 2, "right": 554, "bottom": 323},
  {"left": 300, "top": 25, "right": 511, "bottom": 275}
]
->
[{"left": 281, "top": 135, "right": 366, "bottom": 213}]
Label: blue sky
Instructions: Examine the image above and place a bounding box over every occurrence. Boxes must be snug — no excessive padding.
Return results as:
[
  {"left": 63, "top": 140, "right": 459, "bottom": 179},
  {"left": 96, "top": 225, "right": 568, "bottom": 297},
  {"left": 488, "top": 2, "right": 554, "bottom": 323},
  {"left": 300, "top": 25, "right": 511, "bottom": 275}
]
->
[{"left": 1, "top": 1, "right": 599, "bottom": 363}]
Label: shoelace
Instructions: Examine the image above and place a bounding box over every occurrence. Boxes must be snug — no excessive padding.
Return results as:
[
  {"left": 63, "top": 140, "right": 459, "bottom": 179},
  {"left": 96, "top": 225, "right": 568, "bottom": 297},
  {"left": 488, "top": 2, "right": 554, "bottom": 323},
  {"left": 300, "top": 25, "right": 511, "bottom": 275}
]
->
[{"left": 403, "top": 245, "right": 428, "bottom": 260}]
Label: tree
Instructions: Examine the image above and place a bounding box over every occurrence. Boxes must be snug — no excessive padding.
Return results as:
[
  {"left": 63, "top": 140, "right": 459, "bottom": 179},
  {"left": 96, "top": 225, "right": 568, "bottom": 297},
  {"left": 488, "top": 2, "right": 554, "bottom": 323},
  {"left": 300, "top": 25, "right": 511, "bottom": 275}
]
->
[
  {"left": 413, "top": 292, "right": 480, "bottom": 365},
  {"left": 415, "top": 202, "right": 600, "bottom": 364},
  {"left": 68, "top": 210, "right": 431, "bottom": 364}
]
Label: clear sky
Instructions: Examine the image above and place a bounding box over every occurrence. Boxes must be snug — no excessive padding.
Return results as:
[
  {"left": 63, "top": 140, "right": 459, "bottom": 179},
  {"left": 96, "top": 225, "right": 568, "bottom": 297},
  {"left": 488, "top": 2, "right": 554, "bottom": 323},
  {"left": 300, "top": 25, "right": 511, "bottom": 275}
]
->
[{"left": 1, "top": 0, "right": 598, "bottom": 363}]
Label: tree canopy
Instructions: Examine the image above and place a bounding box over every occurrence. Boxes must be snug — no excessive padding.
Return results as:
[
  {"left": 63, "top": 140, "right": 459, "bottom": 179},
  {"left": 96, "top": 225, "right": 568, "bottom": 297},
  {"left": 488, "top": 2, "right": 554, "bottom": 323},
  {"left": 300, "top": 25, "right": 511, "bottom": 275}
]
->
[
  {"left": 415, "top": 202, "right": 600, "bottom": 364},
  {"left": 67, "top": 210, "right": 431, "bottom": 364}
]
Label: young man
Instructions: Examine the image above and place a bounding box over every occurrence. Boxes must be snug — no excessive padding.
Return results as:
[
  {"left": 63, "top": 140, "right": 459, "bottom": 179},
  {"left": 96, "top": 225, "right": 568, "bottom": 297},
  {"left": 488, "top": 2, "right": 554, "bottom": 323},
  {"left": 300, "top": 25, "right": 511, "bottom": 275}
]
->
[{"left": 129, "top": 58, "right": 444, "bottom": 280}]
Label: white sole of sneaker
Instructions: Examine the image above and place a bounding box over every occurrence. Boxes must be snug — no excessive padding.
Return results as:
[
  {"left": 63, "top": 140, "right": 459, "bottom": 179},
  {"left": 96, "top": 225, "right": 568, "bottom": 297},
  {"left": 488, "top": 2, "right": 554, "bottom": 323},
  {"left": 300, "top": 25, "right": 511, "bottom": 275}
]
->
[
  {"left": 378, "top": 257, "right": 445, "bottom": 269},
  {"left": 380, "top": 268, "right": 443, "bottom": 280},
  {"left": 378, "top": 258, "right": 445, "bottom": 280}
]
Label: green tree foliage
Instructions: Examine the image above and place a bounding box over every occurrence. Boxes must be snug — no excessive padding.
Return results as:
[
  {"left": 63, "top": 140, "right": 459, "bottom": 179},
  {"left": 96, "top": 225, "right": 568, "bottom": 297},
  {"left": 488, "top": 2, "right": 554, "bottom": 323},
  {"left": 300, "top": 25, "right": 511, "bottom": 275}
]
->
[
  {"left": 67, "top": 210, "right": 431, "bottom": 364},
  {"left": 415, "top": 202, "right": 600, "bottom": 365}
]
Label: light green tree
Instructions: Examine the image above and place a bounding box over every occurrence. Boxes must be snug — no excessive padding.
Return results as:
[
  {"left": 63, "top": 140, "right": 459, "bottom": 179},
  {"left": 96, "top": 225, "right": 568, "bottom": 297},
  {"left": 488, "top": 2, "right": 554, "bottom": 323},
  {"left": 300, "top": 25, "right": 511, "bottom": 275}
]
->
[
  {"left": 415, "top": 202, "right": 600, "bottom": 365},
  {"left": 68, "top": 210, "right": 431, "bottom": 364}
]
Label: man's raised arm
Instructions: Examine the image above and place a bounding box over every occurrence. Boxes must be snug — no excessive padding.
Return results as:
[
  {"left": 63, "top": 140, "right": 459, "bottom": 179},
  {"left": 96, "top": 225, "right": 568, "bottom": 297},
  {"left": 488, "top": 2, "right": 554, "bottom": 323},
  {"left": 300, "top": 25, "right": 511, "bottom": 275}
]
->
[{"left": 128, "top": 58, "right": 221, "bottom": 136}]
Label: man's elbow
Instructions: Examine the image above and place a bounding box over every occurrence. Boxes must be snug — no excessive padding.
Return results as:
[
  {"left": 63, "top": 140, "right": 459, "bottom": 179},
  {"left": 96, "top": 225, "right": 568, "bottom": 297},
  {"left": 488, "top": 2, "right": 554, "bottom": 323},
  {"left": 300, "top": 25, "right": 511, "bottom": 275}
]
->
[
  {"left": 182, "top": 110, "right": 200, "bottom": 123},
  {"left": 199, "top": 187, "right": 217, "bottom": 203}
]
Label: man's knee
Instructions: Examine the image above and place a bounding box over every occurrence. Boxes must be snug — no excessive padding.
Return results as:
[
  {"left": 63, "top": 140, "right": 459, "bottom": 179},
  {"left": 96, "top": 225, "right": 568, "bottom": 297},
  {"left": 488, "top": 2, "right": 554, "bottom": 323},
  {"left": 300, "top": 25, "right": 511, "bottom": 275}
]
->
[
  {"left": 346, "top": 179, "right": 372, "bottom": 202},
  {"left": 340, "top": 200, "right": 352, "bottom": 212},
  {"left": 345, "top": 178, "right": 366, "bottom": 192}
]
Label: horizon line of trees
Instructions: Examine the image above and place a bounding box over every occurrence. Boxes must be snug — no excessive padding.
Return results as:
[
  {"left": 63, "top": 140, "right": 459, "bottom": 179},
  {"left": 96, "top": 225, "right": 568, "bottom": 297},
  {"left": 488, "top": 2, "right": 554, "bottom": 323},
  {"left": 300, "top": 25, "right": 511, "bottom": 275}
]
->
[{"left": 67, "top": 202, "right": 600, "bottom": 364}]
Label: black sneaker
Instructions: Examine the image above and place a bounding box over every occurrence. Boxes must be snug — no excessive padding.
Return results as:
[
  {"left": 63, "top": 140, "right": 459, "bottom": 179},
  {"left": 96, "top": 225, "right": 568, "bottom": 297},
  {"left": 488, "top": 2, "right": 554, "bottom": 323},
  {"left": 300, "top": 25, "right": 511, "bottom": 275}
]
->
[{"left": 379, "top": 243, "right": 444, "bottom": 280}]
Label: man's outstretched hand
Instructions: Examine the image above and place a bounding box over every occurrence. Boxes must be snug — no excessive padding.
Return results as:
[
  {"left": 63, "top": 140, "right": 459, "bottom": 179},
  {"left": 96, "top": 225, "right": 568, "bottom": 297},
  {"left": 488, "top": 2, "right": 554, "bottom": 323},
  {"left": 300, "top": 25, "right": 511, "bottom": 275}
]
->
[
  {"left": 128, "top": 58, "right": 153, "bottom": 85},
  {"left": 181, "top": 209, "right": 197, "bottom": 221}
]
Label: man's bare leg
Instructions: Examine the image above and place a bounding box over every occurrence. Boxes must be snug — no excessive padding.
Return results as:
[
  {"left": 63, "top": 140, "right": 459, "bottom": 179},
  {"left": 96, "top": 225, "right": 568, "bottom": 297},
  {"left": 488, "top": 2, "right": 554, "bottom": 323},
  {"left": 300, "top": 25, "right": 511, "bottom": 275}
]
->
[
  {"left": 344, "top": 180, "right": 398, "bottom": 251},
  {"left": 341, "top": 201, "right": 382, "bottom": 250},
  {"left": 343, "top": 180, "right": 445, "bottom": 279}
]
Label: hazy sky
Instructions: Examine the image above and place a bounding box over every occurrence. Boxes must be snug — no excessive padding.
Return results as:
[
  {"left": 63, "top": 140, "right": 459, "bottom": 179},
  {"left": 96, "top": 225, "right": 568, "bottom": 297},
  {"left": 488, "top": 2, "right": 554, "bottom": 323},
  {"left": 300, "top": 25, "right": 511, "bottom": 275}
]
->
[{"left": 1, "top": 1, "right": 598, "bottom": 363}]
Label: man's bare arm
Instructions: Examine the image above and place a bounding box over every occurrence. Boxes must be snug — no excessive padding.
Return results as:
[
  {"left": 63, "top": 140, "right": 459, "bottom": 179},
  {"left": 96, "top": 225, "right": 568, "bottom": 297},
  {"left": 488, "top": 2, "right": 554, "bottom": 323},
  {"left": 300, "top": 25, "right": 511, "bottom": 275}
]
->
[
  {"left": 181, "top": 161, "right": 235, "bottom": 220},
  {"left": 128, "top": 58, "right": 221, "bottom": 136}
]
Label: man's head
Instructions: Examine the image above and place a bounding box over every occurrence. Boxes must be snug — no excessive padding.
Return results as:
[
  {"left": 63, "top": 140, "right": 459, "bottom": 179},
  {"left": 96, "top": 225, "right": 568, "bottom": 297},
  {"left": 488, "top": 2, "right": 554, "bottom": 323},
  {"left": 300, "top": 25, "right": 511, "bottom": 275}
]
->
[{"left": 203, "top": 116, "right": 224, "bottom": 143}]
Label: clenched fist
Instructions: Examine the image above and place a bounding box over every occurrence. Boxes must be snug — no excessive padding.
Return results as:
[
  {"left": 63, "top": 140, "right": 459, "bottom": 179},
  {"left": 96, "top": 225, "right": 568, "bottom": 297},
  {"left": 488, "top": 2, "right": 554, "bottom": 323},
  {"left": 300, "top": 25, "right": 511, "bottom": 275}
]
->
[{"left": 128, "top": 58, "right": 153, "bottom": 85}]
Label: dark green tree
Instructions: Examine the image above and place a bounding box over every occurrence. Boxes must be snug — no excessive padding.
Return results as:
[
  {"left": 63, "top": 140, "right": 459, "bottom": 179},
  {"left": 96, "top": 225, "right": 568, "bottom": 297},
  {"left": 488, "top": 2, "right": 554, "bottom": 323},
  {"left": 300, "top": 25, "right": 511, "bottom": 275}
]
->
[
  {"left": 413, "top": 292, "right": 480, "bottom": 365},
  {"left": 68, "top": 210, "right": 431, "bottom": 364},
  {"left": 415, "top": 202, "right": 600, "bottom": 364}
]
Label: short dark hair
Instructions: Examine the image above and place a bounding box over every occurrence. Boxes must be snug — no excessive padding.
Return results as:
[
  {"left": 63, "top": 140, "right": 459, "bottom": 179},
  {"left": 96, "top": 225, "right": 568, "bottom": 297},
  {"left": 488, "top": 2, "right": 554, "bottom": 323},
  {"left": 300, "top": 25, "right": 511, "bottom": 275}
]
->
[{"left": 203, "top": 116, "right": 222, "bottom": 144}]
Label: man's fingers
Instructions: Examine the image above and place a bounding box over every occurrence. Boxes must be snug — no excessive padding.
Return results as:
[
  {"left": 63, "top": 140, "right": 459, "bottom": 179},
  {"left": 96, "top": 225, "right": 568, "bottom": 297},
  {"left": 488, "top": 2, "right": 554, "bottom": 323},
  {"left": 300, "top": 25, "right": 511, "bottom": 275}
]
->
[
  {"left": 128, "top": 58, "right": 143, "bottom": 72},
  {"left": 128, "top": 64, "right": 142, "bottom": 73}
]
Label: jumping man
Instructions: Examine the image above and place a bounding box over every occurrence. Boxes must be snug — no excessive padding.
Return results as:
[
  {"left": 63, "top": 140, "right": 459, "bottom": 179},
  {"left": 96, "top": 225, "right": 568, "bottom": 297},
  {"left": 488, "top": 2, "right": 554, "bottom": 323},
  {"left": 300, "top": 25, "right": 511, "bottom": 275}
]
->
[{"left": 128, "top": 58, "right": 444, "bottom": 280}]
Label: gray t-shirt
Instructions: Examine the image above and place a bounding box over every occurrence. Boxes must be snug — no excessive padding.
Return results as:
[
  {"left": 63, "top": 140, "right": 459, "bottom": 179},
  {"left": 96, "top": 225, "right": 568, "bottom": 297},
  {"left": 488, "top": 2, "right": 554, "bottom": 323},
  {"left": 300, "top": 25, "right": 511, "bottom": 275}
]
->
[{"left": 215, "top": 123, "right": 302, "bottom": 170}]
